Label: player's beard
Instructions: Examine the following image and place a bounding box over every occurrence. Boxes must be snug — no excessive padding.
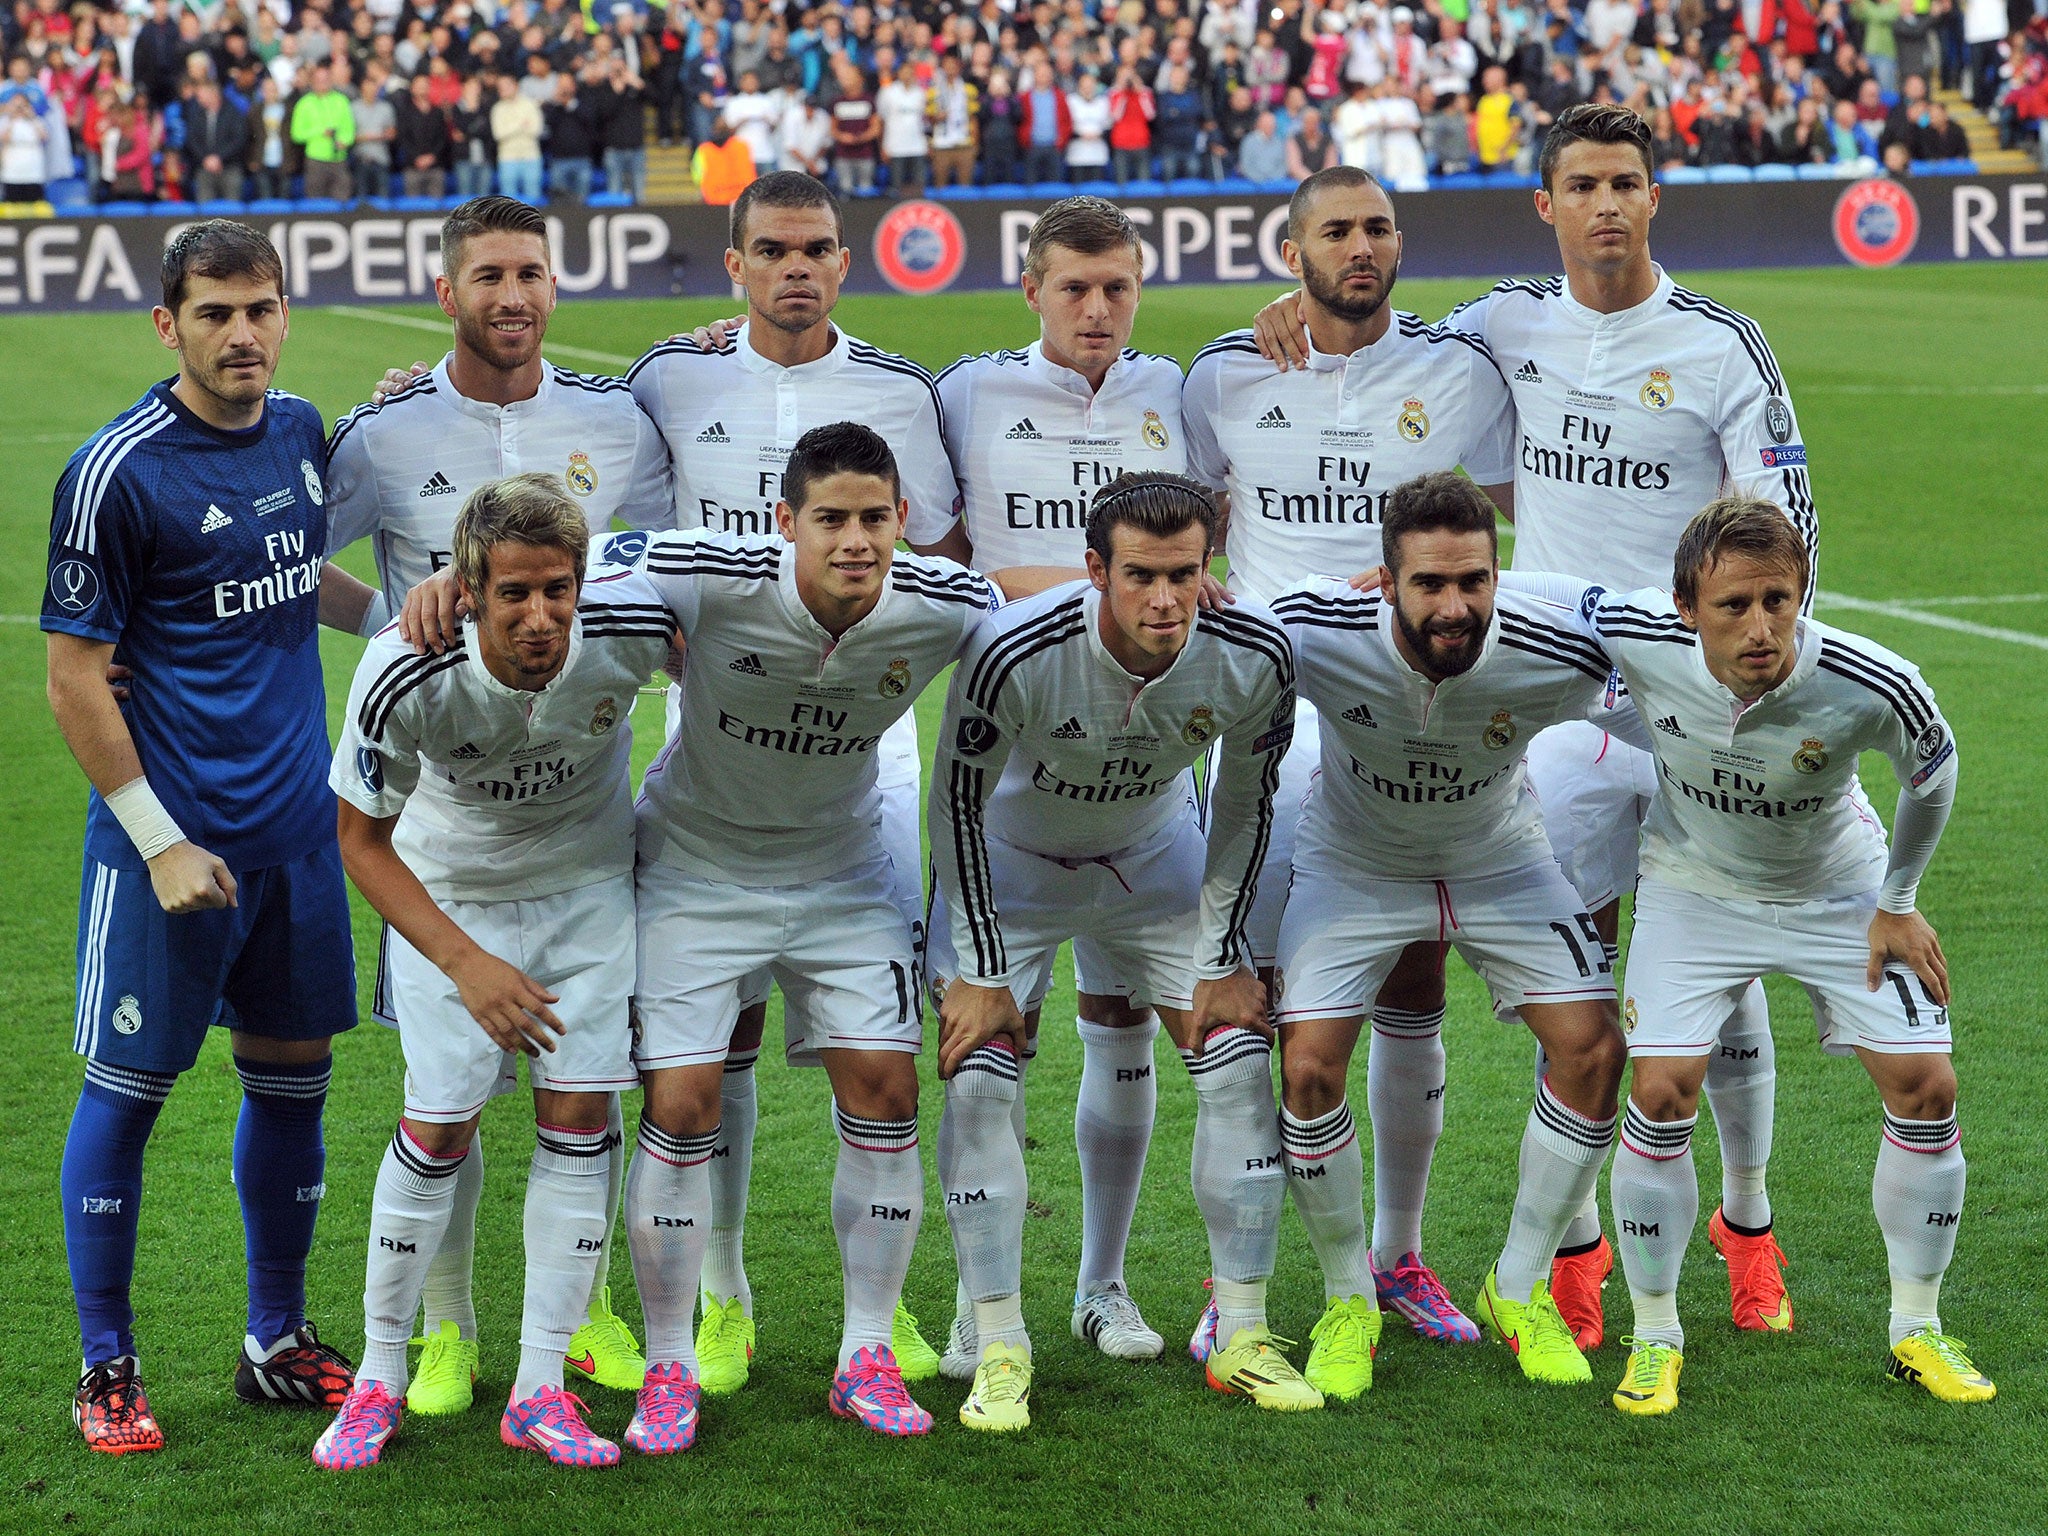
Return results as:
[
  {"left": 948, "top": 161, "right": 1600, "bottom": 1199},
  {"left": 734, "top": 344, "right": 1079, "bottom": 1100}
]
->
[
  {"left": 1299, "top": 247, "right": 1398, "bottom": 324},
  {"left": 194, "top": 345, "right": 276, "bottom": 407},
  {"left": 1393, "top": 598, "right": 1486, "bottom": 678},
  {"left": 454, "top": 304, "right": 545, "bottom": 372}
]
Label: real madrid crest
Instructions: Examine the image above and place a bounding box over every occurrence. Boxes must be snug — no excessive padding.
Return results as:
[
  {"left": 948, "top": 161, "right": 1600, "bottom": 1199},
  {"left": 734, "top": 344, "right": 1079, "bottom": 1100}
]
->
[
  {"left": 1640, "top": 368, "right": 1675, "bottom": 411},
  {"left": 880, "top": 657, "right": 912, "bottom": 698},
  {"left": 1623, "top": 997, "right": 1638, "bottom": 1035},
  {"left": 1181, "top": 705, "right": 1215, "bottom": 747},
  {"left": 1142, "top": 408, "right": 1170, "bottom": 450},
  {"left": 1397, "top": 398, "right": 1430, "bottom": 442},
  {"left": 566, "top": 451, "right": 597, "bottom": 497},
  {"left": 301, "top": 458, "right": 325, "bottom": 505},
  {"left": 591, "top": 696, "right": 619, "bottom": 734},
  {"left": 113, "top": 993, "right": 142, "bottom": 1036},
  {"left": 1483, "top": 709, "right": 1517, "bottom": 750},
  {"left": 1793, "top": 737, "right": 1829, "bottom": 773}
]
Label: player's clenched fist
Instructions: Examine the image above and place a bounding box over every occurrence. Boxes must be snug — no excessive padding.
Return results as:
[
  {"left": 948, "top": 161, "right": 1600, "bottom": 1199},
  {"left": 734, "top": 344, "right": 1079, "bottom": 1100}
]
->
[
  {"left": 937, "top": 979, "right": 1028, "bottom": 1079},
  {"left": 1187, "top": 968, "right": 1270, "bottom": 1052},
  {"left": 448, "top": 948, "right": 565, "bottom": 1056},
  {"left": 145, "top": 841, "right": 238, "bottom": 913}
]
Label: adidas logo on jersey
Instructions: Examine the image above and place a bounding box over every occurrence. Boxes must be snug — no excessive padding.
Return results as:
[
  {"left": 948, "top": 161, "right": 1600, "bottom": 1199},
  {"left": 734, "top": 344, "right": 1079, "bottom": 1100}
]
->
[
  {"left": 419, "top": 471, "right": 458, "bottom": 498},
  {"left": 1005, "top": 418, "right": 1042, "bottom": 440},
  {"left": 1050, "top": 715, "right": 1088, "bottom": 740},
  {"left": 1341, "top": 703, "right": 1378, "bottom": 728},
  {"left": 697, "top": 421, "right": 731, "bottom": 443},
  {"left": 448, "top": 742, "right": 484, "bottom": 760},
  {"left": 1514, "top": 359, "right": 1544, "bottom": 384},
  {"left": 200, "top": 504, "right": 234, "bottom": 533},
  {"left": 1654, "top": 715, "right": 1687, "bottom": 739},
  {"left": 729, "top": 652, "right": 767, "bottom": 675},
  {"left": 1255, "top": 406, "right": 1290, "bottom": 429}
]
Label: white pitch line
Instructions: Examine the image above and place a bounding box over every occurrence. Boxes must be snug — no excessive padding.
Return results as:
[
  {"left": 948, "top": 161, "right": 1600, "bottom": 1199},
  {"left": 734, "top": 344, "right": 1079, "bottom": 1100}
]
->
[
  {"left": 1797, "top": 383, "right": 2048, "bottom": 397},
  {"left": 1818, "top": 592, "right": 2048, "bottom": 652},
  {"left": 1887, "top": 593, "right": 2047, "bottom": 609},
  {"left": 324, "top": 304, "right": 637, "bottom": 369}
]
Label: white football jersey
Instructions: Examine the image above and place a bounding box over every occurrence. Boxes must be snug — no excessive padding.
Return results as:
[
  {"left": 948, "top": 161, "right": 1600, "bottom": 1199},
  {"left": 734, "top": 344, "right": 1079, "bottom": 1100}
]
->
[
  {"left": 936, "top": 342, "right": 1186, "bottom": 570},
  {"left": 1448, "top": 266, "right": 1820, "bottom": 600},
  {"left": 1182, "top": 313, "right": 1516, "bottom": 604},
  {"left": 633, "top": 531, "right": 997, "bottom": 886},
  {"left": 1586, "top": 589, "right": 1956, "bottom": 902},
  {"left": 627, "top": 322, "right": 963, "bottom": 548},
  {"left": 928, "top": 581, "right": 1295, "bottom": 988},
  {"left": 1275, "top": 575, "right": 1622, "bottom": 880},
  {"left": 330, "top": 568, "right": 676, "bottom": 903},
  {"left": 325, "top": 356, "right": 676, "bottom": 611}
]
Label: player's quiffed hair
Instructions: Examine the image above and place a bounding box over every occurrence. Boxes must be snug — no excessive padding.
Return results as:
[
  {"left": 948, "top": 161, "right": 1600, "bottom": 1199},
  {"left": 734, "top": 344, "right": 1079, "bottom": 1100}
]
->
[
  {"left": 1381, "top": 471, "right": 1499, "bottom": 575},
  {"left": 1287, "top": 165, "right": 1391, "bottom": 244},
  {"left": 161, "top": 219, "right": 284, "bottom": 313},
  {"left": 451, "top": 472, "right": 590, "bottom": 598},
  {"left": 440, "top": 195, "right": 550, "bottom": 279},
  {"left": 1084, "top": 472, "right": 1219, "bottom": 563},
  {"left": 1672, "top": 496, "right": 1808, "bottom": 609},
  {"left": 782, "top": 421, "right": 901, "bottom": 512},
  {"left": 1538, "top": 102, "right": 1655, "bottom": 190},
  {"left": 730, "top": 170, "right": 845, "bottom": 250},
  {"left": 1024, "top": 195, "right": 1142, "bottom": 280}
]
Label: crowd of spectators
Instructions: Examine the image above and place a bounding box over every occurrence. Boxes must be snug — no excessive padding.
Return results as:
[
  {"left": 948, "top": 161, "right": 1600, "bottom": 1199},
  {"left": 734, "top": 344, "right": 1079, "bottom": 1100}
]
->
[{"left": 0, "top": 0, "right": 2041, "bottom": 210}]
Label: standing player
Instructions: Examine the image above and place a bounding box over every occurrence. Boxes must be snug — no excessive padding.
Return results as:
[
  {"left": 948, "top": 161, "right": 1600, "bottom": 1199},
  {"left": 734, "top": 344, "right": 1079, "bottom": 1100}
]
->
[
  {"left": 622, "top": 422, "right": 997, "bottom": 1440},
  {"left": 1270, "top": 473, "right": 1633, "bottom": 1397},
  {"left": 927, "top": 473, "right": 1303, "bottom": 1426},
  {"left": 1564, "top": 499, "right": 1990, "bottom": 1413},
  {"left": 931, "top": 196, "right": 1189, "bottom": 1370},
  {"left": 1183, "top": 164, "right": 1515, "bottom": 1346},
  {"left": 325, "top": 194, "right": 673, "bottom": 1412},
  {"left": 1252, "top": 106, "right": 1823, "bottom": 1347},
  {"left": 626, "top": 171, "right": 962, "bottom": 1391},
  {"left": 316, "top": 476, "right": 674, "bottom": 1469},
  {"left": 46, "top": 222, "right": 360, "bottom": 1452}
]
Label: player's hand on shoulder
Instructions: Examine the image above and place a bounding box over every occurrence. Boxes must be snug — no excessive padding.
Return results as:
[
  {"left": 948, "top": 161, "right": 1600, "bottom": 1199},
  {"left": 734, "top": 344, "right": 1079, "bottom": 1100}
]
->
[
  {"left": 146, "top": 840, "right": 238, "bottom": 914},
  {"left": 448, "top": 948, "right": 566, "bottom": 1055},
  {"left": 1251, "top": 289, "right": 1312, "bottom": 371},
  {"left": 1197, "top": 570, "right": 1236, "bottom": 610},
  {"left": 1346, "top": 567, "right": 1385, "bottom": 594},
  {"left": 398, "top": 566, "right": 468, "bottom": 655},
  {"left": 936, "top": 978, "right": 1028, "bottom": 1079},
  {"left": 1188, "top": 967, "right": 1271, "bottom": 1050},
  {"left": 1868, "top": 909, "right": 1950, "bottom": 1008},
  {"left": 370, "top": 361, "right": 432, "bottom": 406},
  {"left": 672, "top": 314, "right": 745, "bottom": 349}
]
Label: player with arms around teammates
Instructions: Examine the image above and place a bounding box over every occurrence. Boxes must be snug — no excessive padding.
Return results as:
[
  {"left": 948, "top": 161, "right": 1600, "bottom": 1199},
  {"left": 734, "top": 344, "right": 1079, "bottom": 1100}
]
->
[
  {"left": 1253, "top": 107, "right": 1823, "bottom": 1348},
  {"left": 45, "top": 222, "right": 379, "bottom": 1453},
  {"left": 928, "top": 474, "right": 1302, "bottom": 1425}
]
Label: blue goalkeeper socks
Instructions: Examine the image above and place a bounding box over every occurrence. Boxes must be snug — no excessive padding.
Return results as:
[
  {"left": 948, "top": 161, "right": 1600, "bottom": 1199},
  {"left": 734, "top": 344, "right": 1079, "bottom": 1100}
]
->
[
  {"left": 233, "top": 1055, "right": 331, "bottom": 1349},
  {"left": 61, "top": 1064, "right": 176, "bottom": 1366}
]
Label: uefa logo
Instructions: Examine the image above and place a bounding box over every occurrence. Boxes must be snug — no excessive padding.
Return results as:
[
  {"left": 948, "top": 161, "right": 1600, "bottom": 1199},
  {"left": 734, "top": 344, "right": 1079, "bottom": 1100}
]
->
[
  {"left": 873, "top": 201, "right": 968, "bottom": 296},
  {"left": 1832, "top": 179, "right": 1920, "bottom": 268}
]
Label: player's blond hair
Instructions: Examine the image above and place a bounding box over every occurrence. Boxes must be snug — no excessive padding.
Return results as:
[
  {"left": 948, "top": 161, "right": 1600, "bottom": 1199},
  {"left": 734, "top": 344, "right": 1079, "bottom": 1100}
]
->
[
  {"left": 1672, "top": 496, "right": 1808, "bottom": 608},
  {"left": 451, "top": 472, "right": 590, "bottom": 598},
  {"left": 1024, "top": 196, "right": 1142, "bottom": 281}
]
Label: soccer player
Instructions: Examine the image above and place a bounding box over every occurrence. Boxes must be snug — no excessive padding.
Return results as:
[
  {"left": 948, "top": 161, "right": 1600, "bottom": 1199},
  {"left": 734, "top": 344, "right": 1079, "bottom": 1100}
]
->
[
  {"left": 625, "top": 172, "right": 963, "bottom": 1392},
  {"left": 325, "top": 194, "right": 672, "bottom": 1411},
  {"left": 1250, "top": 106, "right": 1823, "bottom": 1347},
  {"left": 1561, "top": 498, "right": 1990, "bottom": 1413},
  {"left": 1182, "top": 164, "right": 1515, "bottom": 1346},
  {"left": 1270, "top": 472, "right": 1633, "bottom": 1397},
  {"left": 317, "top": 476, "right": 674, "bottom": 1468},
  {"left": 45, "top": 222, "right": 360, "bottom": 1452},
  {"left": 928, "top": 472, "right": 1304, "bottom": 1425},
  {"left": 626, "top": 422, "right": 997, "bottom": 1439},
  {"left": 930, "top": 196, "right": 1190, "bottom": 1370}
]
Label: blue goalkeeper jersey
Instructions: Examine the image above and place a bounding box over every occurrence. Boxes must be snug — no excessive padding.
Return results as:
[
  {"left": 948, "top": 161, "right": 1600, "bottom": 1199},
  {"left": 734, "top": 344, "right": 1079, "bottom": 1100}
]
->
[{"left": 42, "top": 380, "right": 337, "bottom": 873}]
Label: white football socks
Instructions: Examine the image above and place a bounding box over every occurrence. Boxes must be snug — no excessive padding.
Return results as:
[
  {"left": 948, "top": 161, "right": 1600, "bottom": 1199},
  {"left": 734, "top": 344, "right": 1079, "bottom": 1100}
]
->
[
  {"left": 1365, "top": 1007, "right": 1446, "bottom": 1265},
  {"left": 626, "top": 1118, "right": 716, "bottom": 1372},
  {"left": 1609, "top": 1102, "right": 1700, "bottom": 1350},
  {"left": 938, "top": 1043, "right": 1027, "bottom": 1309},
  {"left": 1073, "top": 1016, "right": 1158, "bottom": 1296},
  {"left": 1496, "top": 1079, "right": 1617, "bottom": 1303},
  {"left": 1280, "top": 1100, "right": 1373, "bottom": 1301},
  {"left": 1705, "top": 979, "right": 1776, "bottom": 1230},
  {"left": 516, "top": 1122, "right": 611, "bottom": 1402},
  {"left": 703, "top": 1048, "right": 759, "bottom": 1313},
  {"left": 419, "top": 1131, "right": 481, "bottom": 1343},
  {"left": 1181, "top": 1028, "right": 1285, "bottom": 1305},
  {"left": 1875, "top": 1110, "right": 1965, "bottom": 1344},
  {"left": 831, "top": 1101, "right": 923, "bottom": 1371},
  {"left": 364, "top": 1126, "right": 467, "bottom": 1391}
]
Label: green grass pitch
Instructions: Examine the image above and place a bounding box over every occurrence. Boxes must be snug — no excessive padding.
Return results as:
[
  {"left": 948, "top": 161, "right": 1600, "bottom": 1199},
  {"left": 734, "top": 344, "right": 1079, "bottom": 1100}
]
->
[{"left": 1, "top": 264, "right": 2044, "bottom": 1536}]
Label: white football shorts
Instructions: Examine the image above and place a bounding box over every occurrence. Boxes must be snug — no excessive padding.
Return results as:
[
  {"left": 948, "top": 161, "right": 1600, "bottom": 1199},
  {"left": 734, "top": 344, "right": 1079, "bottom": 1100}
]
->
[
  {"left": 1525, "top": 719, "right": 1657, "bottom": 913},
  {"left": 1244, "top": 697, "right": 1318, "bottom": 966}
]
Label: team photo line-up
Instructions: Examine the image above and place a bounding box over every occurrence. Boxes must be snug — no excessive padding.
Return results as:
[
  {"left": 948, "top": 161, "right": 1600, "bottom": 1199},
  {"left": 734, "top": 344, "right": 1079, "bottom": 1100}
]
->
[{"left": 45, "top": 101, "right": 1993, "bottom": 1468}]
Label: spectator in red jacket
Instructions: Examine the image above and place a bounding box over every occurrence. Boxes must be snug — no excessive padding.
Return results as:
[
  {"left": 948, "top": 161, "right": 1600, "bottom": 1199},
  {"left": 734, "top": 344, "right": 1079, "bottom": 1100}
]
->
[
  {"left": 1016, "top": 59, "right": 1071, "bottom": 184},
  {"left": 1757, "top": 0, "right": 1821, "bottom": 61},
  {"left": 1107, "top": 62, "right": 1155, "bottom": 183}
]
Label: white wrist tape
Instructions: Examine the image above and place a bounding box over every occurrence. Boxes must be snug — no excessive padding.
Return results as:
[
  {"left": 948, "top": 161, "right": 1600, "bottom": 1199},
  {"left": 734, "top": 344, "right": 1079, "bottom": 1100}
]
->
[
  {"left": 104, "top": 777, "right": 188, "bottom": 861},
  {"left": 358, "top": 589, "right": 393, "bottom": 638}
]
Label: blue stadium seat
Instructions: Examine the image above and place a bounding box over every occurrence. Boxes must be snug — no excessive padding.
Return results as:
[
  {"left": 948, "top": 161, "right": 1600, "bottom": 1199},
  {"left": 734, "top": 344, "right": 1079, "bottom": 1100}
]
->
[
  {"left": 1253, "top": 178, "right": 1297, "bottom": 193},
  {"left": 1751, "top": 162, "right": 1796, "bottom": 180},
  {"left": 47, "top": 176, "right": 89, "bottom": 207},
  {"left": 1166, "top": 177, "right": 1213, "bottom": 194},
  {"left": 248, "top": 198, "right": 297, "bottom": 214},
  {"left": 1913, "top": 157, "right": 1977, "bottom": 176},
  {"left": 932, "top": 183, "right": 977, "bottom": 199},
  {"left": 589, "top": 191, "right": 632, "bottom": 207},
  {"left": 979, "top": 182, "right": 1028, "bottom": 197},
  {"left": 144, "top": 202, "right": 186, "bottom": 215},
  {"left": 362, "top": 197, "right": 397, "bottom": 210},
  {"left": 97, "top": 200, "right": 151, "bottom": 216},
  {"left": 1122, "top": 178, "right": 1167, "bottom": 197},
  {"left": 1074, "top": 179, "right": 1120, "bottom": 196},
  {"left": 1795, "top": 161, "right": 1853, "bottom": 179},
  {"left": 1434, "top": 171, "right": 1485, "bottom": 188},
  {"left": 393, "top": 196, "right": 443, "bottom": 211},
  {"left": 1660, "top": 165, "right": 1708, "bottom": 184},
  {"left": 296, "top": 197, "right": 350, "bottom": 212},
  {"left": 197, "top": 199, "right": 248, "bottom": 215},
  {"left": 1706, "top": 164, "right": 1754, "bottom": 183}
]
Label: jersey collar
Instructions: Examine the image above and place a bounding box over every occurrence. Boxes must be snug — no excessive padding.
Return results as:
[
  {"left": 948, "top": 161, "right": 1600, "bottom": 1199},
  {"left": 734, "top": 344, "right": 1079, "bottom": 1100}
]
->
[
  {"left": 431, "top": 353, "right": 556, "bottom": 420},
  {"left": 1029, "top": 339, "right": 1123, "bottom": 398},
  {"left": 1302, "top": 311, "right": 1414, "bottom": 373},
  {"left": 1554, "top": 263, "right": 1675, "bottom": 332},
  {"left": 461, "top": 610, "right": 584, "bottom": 702},
  {"left": 735, "top": 320, "right": 851, "bottom": 379},
  {"left": 1688, "top": 614, "right": 1821, "bottom": 714},
  {"left": 1083, "top": 584, "right": 1192, "bottom": 687},
  {"left": 775, "top": 539, "right": 895, "bottom": 640}
]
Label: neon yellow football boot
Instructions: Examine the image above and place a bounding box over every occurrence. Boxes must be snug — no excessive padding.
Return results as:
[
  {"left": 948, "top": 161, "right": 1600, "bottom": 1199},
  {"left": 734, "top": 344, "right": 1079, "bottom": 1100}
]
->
[
  {"left": 1474, "top": 1267, "right": 1594, "bottom": 1385},
  {"left": 958, "top": 1341, "right": 1032, "bottom": 1432},
  {"left": 406, "top": 1319, "right": 479, "bottom": 1416},
  {"left": 892, "top": 1302, "right": 942, "bottom": 1383},
  {"left": 1203, "top": 1325, "right": 1324, "bottom": 1411},
  {"left": 565, "top": 1286, "right": 646, "bottom": 1392},
  {"left": 695, "top": 1293, "right": 756, "bottom": 1397},
  {"left": 1304, "top": 1295, "right": 1382, "bottom": 1401},
  {"left": 1612, "top": 1338, "right": 1683, "bottom": 1416},
  {"left": 1886, "top": 1329, "right": 1996, "bottom": 1403}
]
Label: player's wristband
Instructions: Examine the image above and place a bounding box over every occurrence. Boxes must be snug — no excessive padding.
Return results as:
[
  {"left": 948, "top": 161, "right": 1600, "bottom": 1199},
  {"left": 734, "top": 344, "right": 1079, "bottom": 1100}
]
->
[
  {"left": 357, "top": 589, "right": 393, "bottom": 638},
  {"left": 104, "top": 776, "right": 188, "bottom": 861}
]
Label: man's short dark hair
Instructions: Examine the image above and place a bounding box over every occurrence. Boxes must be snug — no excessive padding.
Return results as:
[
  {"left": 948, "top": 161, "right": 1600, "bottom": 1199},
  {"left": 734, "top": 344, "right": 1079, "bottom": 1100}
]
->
[
  {"left": 783, "top": 421, "right": 900, "bottom": 512},
  {"left": 1024, "top": 195, "right": 1141, "bottom": 280},
  {"left": 1672, "top": 495, "right": 1808, "bottom": 608},
  {"left": 161, "top": 218, "right": 284, "bottom": 313},
  {"left": 441, "top": 195, "right": 550, "bottom": 280},
  {"left": 1381, "top": 471, "right": 1499, "bottom": 575},
  {"left": 729, "top": 170, "right": 844, "bottom": 250},
  {"left": 1287, "top": 165, "right": 1391, "bottom": 244},
  {"left": 1538, "top": 102, "right": 1655, "bottom": 189},
  {"left": 1084, "top": 472, "right": 1218, "bottom": 563}
]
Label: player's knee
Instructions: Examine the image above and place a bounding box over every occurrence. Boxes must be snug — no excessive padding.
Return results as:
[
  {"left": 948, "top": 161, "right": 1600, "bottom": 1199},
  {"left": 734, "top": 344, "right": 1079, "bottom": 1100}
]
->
[
  {"left": 1378, "top": 943, "right": 1448, "bottom": 1011},
  {"left": 1627, "top": 1067, "right": 1700, "bottom": 1124},
  {"left": 1077, "top": 991, "right": 1150, "bottom": 1028},
  {"left": 1279, "top": 1048, "right": 1348, "bottom": 1118},
  {"left": 533, "top": 1088, "right": 610, "bottom": 1132},
  {"left": 1883, "top": 1058, "right": 1958, "bottom": 1122},
  {"left": 837, "top": 1056, "right": 921, "bottom": 1123},
  {"left": 641, "top": 1067, "right": 723, "bottom": 1138},
  {"left": 400, "top": 1113, "right": 478, "bottom": 1158}
]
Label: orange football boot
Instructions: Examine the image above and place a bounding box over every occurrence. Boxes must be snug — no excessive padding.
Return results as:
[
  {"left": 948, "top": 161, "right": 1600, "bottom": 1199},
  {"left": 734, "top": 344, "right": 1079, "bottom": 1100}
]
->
[{"left": 1707, "top": 1208, "right": 1793, "bottom": 1332}]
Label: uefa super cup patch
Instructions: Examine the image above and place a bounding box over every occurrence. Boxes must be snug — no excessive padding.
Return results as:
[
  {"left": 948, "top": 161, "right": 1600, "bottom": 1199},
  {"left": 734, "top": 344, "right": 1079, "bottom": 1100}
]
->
[
  {"left": 955, "top": 716, "right": 1000, "bottom": 756},
  {"left": 1759, "top": 444, "right": 1807, "bottom": 468}
]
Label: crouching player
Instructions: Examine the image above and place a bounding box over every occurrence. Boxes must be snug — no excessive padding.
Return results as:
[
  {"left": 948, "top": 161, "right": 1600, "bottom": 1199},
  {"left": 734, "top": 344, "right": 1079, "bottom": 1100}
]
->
[
  {"left": 1566, "top": 497, "right": 1992, "bottom": 1414},
  {"left": 927, "top": 472, "right": 1303, "bottom": 1424},
  {"left": 317, "top": 474, "right": 675, "bottom": 1468}
]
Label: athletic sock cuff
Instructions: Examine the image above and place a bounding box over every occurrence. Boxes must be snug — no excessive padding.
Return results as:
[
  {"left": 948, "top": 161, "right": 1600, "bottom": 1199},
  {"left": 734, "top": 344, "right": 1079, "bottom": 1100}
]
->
[
  {"left": 949, "top": 1041, "right": 1021, "bottom": 1100},
  {"left": 1179, "top": 1027, "right": 1272, "bottom": 1092},
  {"left": 1533, "top": 1079, "right": 1618, "bottom": 1161},
  {"left": 233, "top": 1055, "right": 332, "bottom": 1100},
  {"left": 82, "top": 1060, "right": 177, "bottom": 1106},
  {"left": 1076, "top": 1016, "right": 1161, "bottom": 1049},
  {"left": 1280, "top": 1101, "right": 1356, "bottom": 1160},
  {"left": 535, "top": 1121, "right": 615, "bottom": 1169},
  {"left": 833, "top": 1104, "right": 919, "bottom": 1153},
  {"left": 389, "top": 1125, "right": 468, "bottom": 1191},
  {"left": 638, "top": 1120, "right": 719, "bottom": 1167},
  {"left": 1619, "top": 1102, "right": 1697, "bottom": 1161},
  {"left": 1370, "top": 1005, "right": 1446, "bottom": 1039},
  {"left": 722, "top": 1049, "right": 761, "bottom": 1075},
  {"left": 1882, "top": 1110, "right": 1961, "bottom": 1153}
]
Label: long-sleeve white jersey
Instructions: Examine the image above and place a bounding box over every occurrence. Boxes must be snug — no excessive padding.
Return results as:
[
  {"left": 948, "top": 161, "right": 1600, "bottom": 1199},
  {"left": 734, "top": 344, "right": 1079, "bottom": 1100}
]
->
[
  {"left": 936, "top": 341, "right": 1187, "bottom": 569},
  {"left": 928, "top": 581, "right": 1296, "bottom": 989},
  {"left": 1447, "top": 266, "right": 1820, "bottom": 602},
  {"left": 325, "top": 356, "right": 676, "bottom": 611},
  {"left": 1582, "top": 588, "right": 1957, "bottom": 903},
  {"left": 330, "top": 568, "right": 676, "bottom": 903},
  {"left": 1181, "top": 313, "right": 1516, "bottom": 604},
  {"left": 626, "top": 322, "right": 963, "bottom": 548},
  {"left": 1273, "top": 574, "right": 1629, "bottom": 880},
  {"left": 633, "top": 531, "right": 997, "bottom": 886}
]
